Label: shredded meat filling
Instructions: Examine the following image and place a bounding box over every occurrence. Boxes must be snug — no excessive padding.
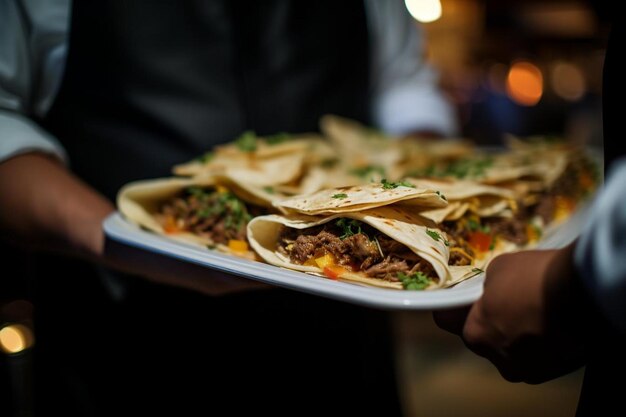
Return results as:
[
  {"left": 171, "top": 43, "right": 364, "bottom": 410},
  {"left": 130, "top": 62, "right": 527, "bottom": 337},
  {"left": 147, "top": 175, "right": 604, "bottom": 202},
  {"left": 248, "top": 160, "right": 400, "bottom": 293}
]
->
[
  {"left": 278, "top": 221, "right": 436, "bottom": 281},
  {"left": 158, "top": 187, "right": 263, "bottom": 245}
]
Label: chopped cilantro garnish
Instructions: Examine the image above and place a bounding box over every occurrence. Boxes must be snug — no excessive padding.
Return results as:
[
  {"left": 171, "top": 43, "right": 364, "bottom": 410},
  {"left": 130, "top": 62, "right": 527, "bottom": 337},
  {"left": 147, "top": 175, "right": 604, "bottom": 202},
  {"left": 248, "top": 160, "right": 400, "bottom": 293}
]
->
[
  {"left": 381, "top": 178, "right": 416, "bottom": 189},
  {"left": 332, "top": 193, "right": 348, "bottom": 199},
  {"left": 187, "top": 186, "right": 209, "bottom": 200},
  {"left": 263, "top": 186, "right": 275, "bottom": 194},
  {"left": 321, "top": 158, "right": 338, "bottom": 168},
  {"left": 235, "top": 130, "right": 257, "bottom": 152},
  {"left": 219, "top": 193, "right": 252, "bottom": 231},
  {"left": 265, "top": 132, "right": 290, "bottom": 145},
  {"left": 397, "top": 271, "right": 431, "bottom": 290},
  {"left": 351, "top": 165, "right": 386, "bottom": 179},
  {"left": 468, "top": 218, "right": 490, "bottom": 233},
  {"left": 468, "top": 267, "right": 484, "bottom": 279},
  {"left": 186, "top": 187, "right": 252, "bottom": 231},
  {"left": 336, "top": 218, "right": 365, "bottom": 240},
  {"left": 426, "top": 229, "right": 450, "bottom": 246},
  {"left": 489, "top": 238, "right": 496, "bottom": 251}
]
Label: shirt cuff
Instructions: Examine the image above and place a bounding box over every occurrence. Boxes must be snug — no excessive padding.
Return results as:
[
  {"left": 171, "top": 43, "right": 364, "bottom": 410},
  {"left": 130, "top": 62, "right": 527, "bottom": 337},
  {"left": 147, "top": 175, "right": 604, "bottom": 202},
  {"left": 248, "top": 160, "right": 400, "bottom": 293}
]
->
[
  {"left": 0, "top": 110, "right": 67, "bottom": 164},
  {"left": 574, "top": 157, "right": 626, "bottom": 334}
]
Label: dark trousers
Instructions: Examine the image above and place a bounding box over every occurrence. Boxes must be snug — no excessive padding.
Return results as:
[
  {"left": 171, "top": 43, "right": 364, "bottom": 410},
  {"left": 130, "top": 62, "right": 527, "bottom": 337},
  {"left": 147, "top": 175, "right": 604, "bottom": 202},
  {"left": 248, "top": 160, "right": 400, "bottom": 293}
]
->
[{"left": 33, "top": 256, "right": 402, "bottom": 416}]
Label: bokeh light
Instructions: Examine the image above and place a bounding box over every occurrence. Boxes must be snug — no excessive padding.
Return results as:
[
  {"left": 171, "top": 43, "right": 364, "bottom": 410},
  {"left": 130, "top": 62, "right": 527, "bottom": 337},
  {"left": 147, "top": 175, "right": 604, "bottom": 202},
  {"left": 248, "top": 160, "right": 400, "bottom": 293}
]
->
[
  {"left": 0, "top": 324, "right": 34, "bottom": 354},
  {"left": 551, "top": 61, "right": 586, "bottom": 101},
  {"left": 506, "top": 61, "right": 544, "bottom": 106},
  {"left": 405, "top": 0, "right": 443, "bottom": 23}
]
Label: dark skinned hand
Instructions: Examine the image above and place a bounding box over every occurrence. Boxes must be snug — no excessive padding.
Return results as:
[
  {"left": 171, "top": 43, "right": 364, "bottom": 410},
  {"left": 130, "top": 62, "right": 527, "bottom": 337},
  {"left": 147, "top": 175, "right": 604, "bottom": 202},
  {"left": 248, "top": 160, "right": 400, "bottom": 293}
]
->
[{"left": 434, "top": 243, "right": 596, "bottom": 384}]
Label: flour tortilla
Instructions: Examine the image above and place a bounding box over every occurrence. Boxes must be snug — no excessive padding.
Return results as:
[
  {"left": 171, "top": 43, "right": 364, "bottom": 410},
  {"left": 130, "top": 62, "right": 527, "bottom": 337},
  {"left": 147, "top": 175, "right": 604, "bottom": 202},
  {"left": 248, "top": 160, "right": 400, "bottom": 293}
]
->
[
  {"left": 274, "top": 182, "right": 447, "bottom": 215},
  {"left": 406, "top": 179, "right": 516, "bottom": 223},
  {"left": 173, "top": 134, "right": 328, "bottom": 179},
  {"left": 320, "top": 115, "right": 403, "bottom": 175},
  {"left": 248, "top": 206, "right": 472, "bottom": 290},
  {"left": 117, "top": 175, "right": 273, "bottom": 259}
]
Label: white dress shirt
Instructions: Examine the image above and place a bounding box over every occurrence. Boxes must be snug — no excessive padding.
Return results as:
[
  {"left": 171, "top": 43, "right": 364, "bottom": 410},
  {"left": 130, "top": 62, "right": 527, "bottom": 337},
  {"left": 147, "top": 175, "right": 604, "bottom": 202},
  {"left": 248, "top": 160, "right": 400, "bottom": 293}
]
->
[{"left": 0, "top": 0, "right": 457, "bottom": 165}]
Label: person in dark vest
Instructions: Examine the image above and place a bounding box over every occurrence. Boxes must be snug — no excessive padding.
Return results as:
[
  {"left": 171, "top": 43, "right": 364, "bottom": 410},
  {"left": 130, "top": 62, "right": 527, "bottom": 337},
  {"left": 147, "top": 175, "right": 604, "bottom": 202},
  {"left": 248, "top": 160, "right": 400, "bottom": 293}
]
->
[
  {"left": 434, "top": 21, "right": 626, "bottom": 417},
  {"left": 1, "top": 1, "right": 457, "bottom": 415}
]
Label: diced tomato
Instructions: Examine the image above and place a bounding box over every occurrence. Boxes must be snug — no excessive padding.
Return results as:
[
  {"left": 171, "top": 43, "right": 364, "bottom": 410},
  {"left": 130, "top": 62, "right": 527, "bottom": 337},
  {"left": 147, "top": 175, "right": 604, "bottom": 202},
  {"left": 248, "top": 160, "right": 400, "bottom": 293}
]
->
[
  {"left": 468, "top": 231, "right": 493, "bottom": 253},
  {"left": 163, "top": 216, "right": 181, "bottom": 234},
  {"left": 323, "top": 265, "right": 347, "bottom": 280}
]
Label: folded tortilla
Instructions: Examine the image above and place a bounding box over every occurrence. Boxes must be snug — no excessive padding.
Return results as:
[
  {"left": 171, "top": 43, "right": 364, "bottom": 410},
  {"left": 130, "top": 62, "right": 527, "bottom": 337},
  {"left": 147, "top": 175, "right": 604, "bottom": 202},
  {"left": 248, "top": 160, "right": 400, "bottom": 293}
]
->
[
  {"left": 408, "top": 179, "right": 516, "bottom": 223},
  {"left": 320, "top": 115, "right": 403, "bottom": 176},
  {"left": 248, "top": 206, "right": 477, "bottom": 290},
  {"left": 117, "top": 175, "right": 276, "bottom": 259},
  {"left": 274, "top": 181, "right": 448, "bottom": 216},
  {"left": 172, "top": 133, "right": 331, "bottom": 184}
]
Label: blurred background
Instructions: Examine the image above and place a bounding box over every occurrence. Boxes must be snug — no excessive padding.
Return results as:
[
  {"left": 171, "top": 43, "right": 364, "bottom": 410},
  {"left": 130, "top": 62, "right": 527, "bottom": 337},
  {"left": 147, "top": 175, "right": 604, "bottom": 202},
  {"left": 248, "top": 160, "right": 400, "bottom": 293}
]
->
[
  {"left": 415, "top": 0, "right": 608, "bottom": 147},
  {"left": 395, "top": 0, "right": 608, "bottom": 416},
  {"left": 0, "top": 0, "right": 610, "bottom": 416}
]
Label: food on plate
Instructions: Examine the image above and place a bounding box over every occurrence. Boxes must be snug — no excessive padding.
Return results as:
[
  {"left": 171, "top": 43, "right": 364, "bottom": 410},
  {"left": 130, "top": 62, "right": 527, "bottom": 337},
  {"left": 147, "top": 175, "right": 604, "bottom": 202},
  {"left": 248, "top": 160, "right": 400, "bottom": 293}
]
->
[
  {"left": 248, "top": 206, "right": 478, "bottom": 290},
  {"left": 172, "top": 131, "right": 333, "bottom": 185},
  {"left": 115, "top": 115, "right": 599, "bottom": 292},
  {"left": 320, "top": 114, "right": 475, "bottom": 183},
  {"left": 117, "top": 176, "right": 276, "bottom": 259},
  {"left": 273, "top": 180, "right": 448, "bottom": 216}
]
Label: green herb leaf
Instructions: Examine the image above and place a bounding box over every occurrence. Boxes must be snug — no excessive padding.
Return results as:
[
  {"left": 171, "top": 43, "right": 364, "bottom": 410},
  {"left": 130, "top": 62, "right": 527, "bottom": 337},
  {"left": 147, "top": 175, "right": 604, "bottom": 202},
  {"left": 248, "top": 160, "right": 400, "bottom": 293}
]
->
[
  {"left": 235, "top": 130, "right": 257, "bottom": 152},
  {"left": 468, "top": 218, "right": 490, "bottom": 233},
  {"left": 321, "top": 158, "right": 338, "bottom": 168},
  {"left": 265, "top": 132, "right": 290, "bottom": 145},
  {"left": 426, "top": 229, "right": 450, "bottom": 246},
  {"left": 263, "top": 186, "right": 275, "bottom": 194},
  {"left": 336, "top": 218, "right": 365, "bottom": 240},
  {"left": 467, "top": 267, "right": 484, "bottom": 279},
  {"left": 187, "top": 186, "right": 209, "bottom": 200},
  {"left": 397, "top": 271, "right": 431, "bottom": 290},
  {"left": 350, "top": 165, "right": 386, "bottom": 179},
  {"left": 426, "top": 229, "right": 441, "bottom": 241},
  {"left": 332, "top": 193, "right": 348, "bottom": 199},
  {"left": 381, "top": 178, "right": 416, "bottom": 189}
]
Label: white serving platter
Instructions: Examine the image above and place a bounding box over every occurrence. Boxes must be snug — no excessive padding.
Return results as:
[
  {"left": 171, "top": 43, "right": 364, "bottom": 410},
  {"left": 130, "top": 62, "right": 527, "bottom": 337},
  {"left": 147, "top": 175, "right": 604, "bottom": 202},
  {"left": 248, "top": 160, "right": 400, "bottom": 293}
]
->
[{"left": 103, "top": 198, "right": 591, "bottom": 310}]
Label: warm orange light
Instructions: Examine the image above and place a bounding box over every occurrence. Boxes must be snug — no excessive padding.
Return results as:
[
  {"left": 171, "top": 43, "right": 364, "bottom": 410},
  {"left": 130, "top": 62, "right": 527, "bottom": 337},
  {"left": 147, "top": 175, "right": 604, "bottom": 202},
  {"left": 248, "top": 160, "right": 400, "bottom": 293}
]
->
[
  {"left": 506, "top": 61, "right": 543, "bottom": 106},
  {"left": 0, "top": 324, "right": 34, "bottom": 354}
]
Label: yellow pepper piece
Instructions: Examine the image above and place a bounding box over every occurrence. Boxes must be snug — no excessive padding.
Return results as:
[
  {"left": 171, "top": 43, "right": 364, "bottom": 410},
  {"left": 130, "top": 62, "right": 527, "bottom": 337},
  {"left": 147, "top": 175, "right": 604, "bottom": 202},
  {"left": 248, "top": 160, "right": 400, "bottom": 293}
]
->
[
  {"left": 228, "top": 239, "right": 249, "bottom": 252},
  {"left": 216, "top": 185, "right": 229, "bottom": 194},
  {"left": 314, "top": 253, "right": 336, "bottom": 269}
]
